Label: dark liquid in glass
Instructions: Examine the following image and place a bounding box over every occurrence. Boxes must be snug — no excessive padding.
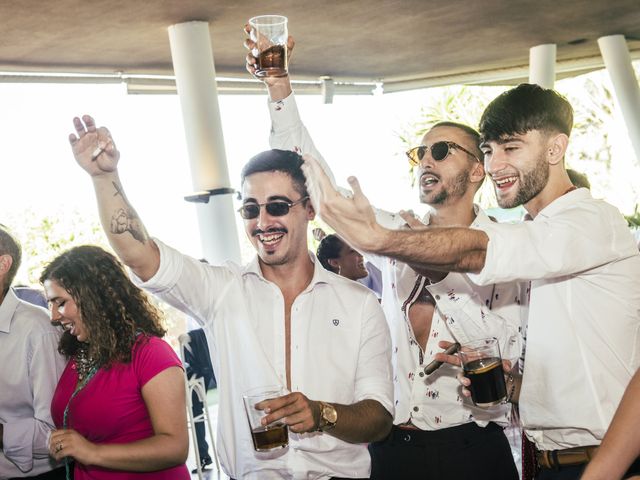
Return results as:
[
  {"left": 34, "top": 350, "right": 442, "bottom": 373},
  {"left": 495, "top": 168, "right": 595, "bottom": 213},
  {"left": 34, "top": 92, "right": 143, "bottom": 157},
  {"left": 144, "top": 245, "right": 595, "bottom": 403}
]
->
[
  {"left": 251, "top": 423, "right": 288, "bottom": 451},
  {"left": 256, "top": 44, "right": 287, "bottom": 77},
  {"left": 464, "top": 357, "right": 506, "bottom": 406}
]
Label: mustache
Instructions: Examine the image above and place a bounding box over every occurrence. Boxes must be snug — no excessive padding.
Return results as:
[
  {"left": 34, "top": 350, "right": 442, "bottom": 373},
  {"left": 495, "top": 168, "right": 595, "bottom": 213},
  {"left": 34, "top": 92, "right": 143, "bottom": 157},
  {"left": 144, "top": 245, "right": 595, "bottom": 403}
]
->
[{"left": 252, "top": 227, "right": 288, "bottom": 237}]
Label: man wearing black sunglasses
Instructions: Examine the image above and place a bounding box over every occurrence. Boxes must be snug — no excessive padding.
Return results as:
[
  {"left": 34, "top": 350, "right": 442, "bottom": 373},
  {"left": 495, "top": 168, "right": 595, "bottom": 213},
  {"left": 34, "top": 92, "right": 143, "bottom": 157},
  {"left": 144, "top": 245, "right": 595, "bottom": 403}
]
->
[
  {"left": 303, "top": 84, "right": 640, "bottom": 480},
  {"left": 69, "top": 118, "right": 394, "bottom": 480},
  {"left": 247, "top": 39, "right": 524, "bottom": 480}
]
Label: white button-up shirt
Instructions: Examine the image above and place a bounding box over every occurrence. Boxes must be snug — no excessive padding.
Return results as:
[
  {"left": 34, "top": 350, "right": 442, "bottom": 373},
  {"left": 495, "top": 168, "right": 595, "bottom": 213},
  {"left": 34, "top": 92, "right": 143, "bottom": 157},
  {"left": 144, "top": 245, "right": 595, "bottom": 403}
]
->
[
  {"left": 268, "top": 93, "right": 525, "bottom": 431},
  {"left": 0, "top": 288, "right": 66, "bottom": 478},
  {"left": 470, "top": 188, "right": 640, "bottom": 450},
  {"left": 134, "top": 241, "right": 393, "bottom": 480},
  {"left": 367, "top": 208, "right": 525, "bottom": 430}
]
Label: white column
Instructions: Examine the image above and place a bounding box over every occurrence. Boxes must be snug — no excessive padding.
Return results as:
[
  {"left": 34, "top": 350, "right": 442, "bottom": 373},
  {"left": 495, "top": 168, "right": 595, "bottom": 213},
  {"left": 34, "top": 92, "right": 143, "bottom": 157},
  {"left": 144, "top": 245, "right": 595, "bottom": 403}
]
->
[
  {"left": 168, "top": 21, "right": 241, "bottom": 265},
  {"left": 529, "top": 44, "right": 556, "bottom": 88},
  {"left": 598, "top": 34, "right": 640, "bottom": 165}
]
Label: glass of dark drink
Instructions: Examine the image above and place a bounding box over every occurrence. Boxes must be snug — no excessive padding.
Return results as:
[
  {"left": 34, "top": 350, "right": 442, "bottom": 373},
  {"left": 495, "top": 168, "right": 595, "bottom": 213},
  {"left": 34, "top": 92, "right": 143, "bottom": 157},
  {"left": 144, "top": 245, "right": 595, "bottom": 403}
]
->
[
  {"left": 249, "top": 15, "right": 288, "bottom": 77},
  {"left": 459, "top": 338, "right": 507, "bottom": 407},
  {"left": 243, "top": 386, "right": 289, "bottom": 451}
]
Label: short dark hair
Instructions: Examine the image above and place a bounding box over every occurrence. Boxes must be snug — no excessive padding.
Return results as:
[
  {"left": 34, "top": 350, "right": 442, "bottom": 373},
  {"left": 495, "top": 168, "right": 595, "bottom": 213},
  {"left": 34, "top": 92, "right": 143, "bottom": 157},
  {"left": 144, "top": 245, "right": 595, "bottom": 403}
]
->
[
  {"left": 240, "top": 149, "right": 309, "bottom": 198},
  {"left": 479, "top": 83, "right": 574, "bottom": 143},
  {"left": 429, "top": 121, "right": 483, "bottom": 167},
  {"left": 431, "top": 121, "right": 481, "bottom": 145},
  {"left": 0, "top": 224, "right": 22, "bottom": 293},
  {"left": 567, "top": 168, "right": 591, "bottom": 189},
  {"left": 316, "top": 234, "right": 345, "bottom": 273}
]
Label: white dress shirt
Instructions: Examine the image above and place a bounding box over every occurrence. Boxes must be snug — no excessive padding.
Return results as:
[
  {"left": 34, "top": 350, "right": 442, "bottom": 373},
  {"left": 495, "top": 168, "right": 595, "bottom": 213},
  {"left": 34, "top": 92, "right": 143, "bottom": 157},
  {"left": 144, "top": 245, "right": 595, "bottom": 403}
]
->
[
  {"left": 0, "top": 288, "right": 66, "bottom": 478},
  {"left": 134, "top": 240, "right": 393, "bottom": 480},
  {"left": 268, "top": 92, "right": 525, "bottom": 431},
  {"left": 367, "top": 207, "right": 525, "bottom": 430},
  {"left": 470, "top": 188, "right": 640, "bottom": 450}
]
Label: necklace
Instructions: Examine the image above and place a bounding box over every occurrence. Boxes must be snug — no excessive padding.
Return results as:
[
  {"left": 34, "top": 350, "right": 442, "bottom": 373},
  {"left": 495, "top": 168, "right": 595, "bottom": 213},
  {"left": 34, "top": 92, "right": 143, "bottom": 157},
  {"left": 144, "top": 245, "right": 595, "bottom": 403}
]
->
[{"left": 75, "top": 344, "right": 99, "bottom": 381}]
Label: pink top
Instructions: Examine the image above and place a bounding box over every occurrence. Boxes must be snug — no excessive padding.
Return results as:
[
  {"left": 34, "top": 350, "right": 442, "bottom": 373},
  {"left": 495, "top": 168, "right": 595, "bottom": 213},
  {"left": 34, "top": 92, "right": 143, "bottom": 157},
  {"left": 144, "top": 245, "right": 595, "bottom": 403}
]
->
[{"left": 51, "top": 335, "right": 189, "bottom": 479}]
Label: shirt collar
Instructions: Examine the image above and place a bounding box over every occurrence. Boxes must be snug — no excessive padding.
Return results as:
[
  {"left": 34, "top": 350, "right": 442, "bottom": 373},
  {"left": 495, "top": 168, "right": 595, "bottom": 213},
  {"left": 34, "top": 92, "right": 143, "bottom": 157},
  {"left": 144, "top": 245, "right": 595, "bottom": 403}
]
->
[
  {"left": 422, "top": 203, "right": 483, "bottom": 226},
  {"left": 534, "top": 187, "right": 591, "bottom": 220},
  {"left": 0, "top": 288, "right": 20, "bottom": 333},
  {"left": 242, "top": 252, "right": 331, "bottom": 291}
]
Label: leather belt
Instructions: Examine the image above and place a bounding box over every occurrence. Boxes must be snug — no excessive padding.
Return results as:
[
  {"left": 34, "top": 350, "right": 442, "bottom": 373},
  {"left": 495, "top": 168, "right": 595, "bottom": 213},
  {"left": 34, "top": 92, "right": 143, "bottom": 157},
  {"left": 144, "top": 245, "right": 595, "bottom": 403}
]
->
[{"left": 536, "top": 446, "right": 599, "bottom": 469}]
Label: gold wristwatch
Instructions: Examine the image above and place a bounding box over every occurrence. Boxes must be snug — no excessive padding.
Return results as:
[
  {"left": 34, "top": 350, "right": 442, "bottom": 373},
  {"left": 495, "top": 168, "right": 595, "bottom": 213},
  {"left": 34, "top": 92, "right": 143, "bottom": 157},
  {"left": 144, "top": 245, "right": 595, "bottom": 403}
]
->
[{"left": 317, "top": 401, "right": 337, "bottom": 432}]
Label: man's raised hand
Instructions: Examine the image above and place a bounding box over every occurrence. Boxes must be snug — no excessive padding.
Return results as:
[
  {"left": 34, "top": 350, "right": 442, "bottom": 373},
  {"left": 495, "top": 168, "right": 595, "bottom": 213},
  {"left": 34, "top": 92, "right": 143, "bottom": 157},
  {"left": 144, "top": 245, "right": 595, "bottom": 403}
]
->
[{"left": 69, "top": 115, "right": 120, "bottom": 177}]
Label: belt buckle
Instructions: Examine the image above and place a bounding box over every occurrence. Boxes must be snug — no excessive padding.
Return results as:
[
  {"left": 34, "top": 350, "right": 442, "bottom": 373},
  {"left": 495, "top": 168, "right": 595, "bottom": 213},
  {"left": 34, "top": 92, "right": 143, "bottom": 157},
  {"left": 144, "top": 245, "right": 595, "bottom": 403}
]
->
[
  {"left": 536, "top": 450, "right": 554, "bottom": 470},
  {"left": 537, "top": 446, "right": 597, "bottom": 469}
]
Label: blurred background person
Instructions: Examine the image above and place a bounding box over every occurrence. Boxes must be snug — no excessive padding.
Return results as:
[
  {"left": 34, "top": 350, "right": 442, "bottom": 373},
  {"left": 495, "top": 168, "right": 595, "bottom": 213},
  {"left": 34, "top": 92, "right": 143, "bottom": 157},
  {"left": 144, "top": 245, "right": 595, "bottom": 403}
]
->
[
  {"left": 317, "top": 234, "right": 368, "bottom": 281},
  {"left": 316, "top": 231, "right": 383, "bottom": 297},
  {"left": 41, "top": 245, "right": 189, "bottom": 479},
  {"left": 1, "top": 224, "right": 66, "bottom": 479}
]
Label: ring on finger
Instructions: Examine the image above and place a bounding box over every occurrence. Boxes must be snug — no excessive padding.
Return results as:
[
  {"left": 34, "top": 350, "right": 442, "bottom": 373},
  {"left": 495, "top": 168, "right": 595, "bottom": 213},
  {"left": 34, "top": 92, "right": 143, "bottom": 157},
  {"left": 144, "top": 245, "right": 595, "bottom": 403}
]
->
[{"left": 56, "top": 441, "right": 63, "bottom": 452}]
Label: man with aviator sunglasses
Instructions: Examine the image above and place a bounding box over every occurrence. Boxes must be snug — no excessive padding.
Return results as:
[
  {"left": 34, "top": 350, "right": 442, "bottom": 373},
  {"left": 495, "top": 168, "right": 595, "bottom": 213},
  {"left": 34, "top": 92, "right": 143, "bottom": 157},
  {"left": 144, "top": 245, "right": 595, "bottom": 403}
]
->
[
  {"left": 69, "top": 115, "right": 394, "bottom": 480},
  {"left": 302, "top": 84, "right": 640, "bottom": 480},
  {"left": 246, "top": 36, "right": 524, "bottom": 480}
]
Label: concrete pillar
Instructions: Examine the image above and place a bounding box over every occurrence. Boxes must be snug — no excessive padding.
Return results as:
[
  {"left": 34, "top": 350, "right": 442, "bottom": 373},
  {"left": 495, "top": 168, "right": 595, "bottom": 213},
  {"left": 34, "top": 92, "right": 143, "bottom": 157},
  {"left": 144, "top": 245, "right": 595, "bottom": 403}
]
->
[
  {"left": 529, "top": 44, "right": 557, "bottom": 88},
  {"left": 598, "top": 34, "right": 640, "bottom": 164},
  {"left": 168, "top": 21, "right": 241, "bottom": 264}
]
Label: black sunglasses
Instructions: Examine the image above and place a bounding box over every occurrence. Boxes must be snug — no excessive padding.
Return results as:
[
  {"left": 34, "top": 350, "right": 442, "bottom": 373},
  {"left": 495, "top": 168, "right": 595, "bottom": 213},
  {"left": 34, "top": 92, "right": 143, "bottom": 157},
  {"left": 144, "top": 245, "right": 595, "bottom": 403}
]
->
[
  {"left": 238, "top": 196, "right": 309, "bottom": 220},
  {"left": 406, "top": 141, "right": 479, "bottom": 166}
]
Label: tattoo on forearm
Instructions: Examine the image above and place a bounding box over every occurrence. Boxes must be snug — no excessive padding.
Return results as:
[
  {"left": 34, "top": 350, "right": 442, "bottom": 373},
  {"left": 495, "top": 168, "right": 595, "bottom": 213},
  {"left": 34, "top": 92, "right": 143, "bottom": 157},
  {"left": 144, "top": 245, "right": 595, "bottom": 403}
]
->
[
  {"left": 109, "top": 182, "right": 149, "bottom": 244},
  {"left": 112, "top": 181, "right": 126, "bottom": 199}
]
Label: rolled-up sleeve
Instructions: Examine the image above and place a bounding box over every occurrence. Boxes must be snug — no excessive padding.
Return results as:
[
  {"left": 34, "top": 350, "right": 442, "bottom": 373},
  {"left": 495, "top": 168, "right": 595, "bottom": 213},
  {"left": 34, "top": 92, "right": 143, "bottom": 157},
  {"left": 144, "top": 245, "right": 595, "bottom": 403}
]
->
[
  {"left": 131, "top": 239, "right": 236, "bottom": 327},
  {"left": 469, "top": 205, "right": 636, "bottom": 285},
  {"left": 353, "top": 293, "right": 394, "bottom": 415}
]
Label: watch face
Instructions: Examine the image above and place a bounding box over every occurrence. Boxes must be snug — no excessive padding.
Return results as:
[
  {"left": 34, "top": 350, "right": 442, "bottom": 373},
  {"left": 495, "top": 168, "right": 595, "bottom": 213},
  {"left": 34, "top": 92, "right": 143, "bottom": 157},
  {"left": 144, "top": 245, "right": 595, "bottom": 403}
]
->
[{"left": 323, "top": 404, "right": 337, "bottom": 423}]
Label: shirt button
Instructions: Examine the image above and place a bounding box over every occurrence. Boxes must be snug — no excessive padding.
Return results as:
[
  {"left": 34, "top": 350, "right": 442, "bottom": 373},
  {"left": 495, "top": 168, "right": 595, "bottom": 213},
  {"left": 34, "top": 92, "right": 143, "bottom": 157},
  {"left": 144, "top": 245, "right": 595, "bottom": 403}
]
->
[
  {"left": 413, "top": 406, "right": 419, "bottom": 412},
  {"left": 419, "top": 372, "right": 424, "bottom": 377},
  {"left": 435, "top": 295, "right": 440, "bottom": 300}
]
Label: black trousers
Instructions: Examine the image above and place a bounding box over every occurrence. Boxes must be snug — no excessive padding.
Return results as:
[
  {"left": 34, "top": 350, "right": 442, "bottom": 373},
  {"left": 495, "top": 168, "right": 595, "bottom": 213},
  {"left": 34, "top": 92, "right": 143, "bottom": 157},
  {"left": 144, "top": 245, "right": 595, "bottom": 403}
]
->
[
  {"left": 369, "top": 422, "right": 518, "bottom": 480},
  {"left": 192, "top": 389, "right": 212, "bottom": 462},
  {"left": 10, "top": 466, "right": 67, "bottom": 479},
  {"left": 535, "top": 456, "right": 640, "bottom": 480}
]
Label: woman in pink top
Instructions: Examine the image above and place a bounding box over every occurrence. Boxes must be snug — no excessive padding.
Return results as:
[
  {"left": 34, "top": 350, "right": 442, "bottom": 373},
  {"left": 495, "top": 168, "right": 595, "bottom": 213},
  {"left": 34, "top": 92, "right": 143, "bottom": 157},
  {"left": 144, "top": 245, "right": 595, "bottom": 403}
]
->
[{"left": 41, "top": 245, "right": 189, "bottom": 479}]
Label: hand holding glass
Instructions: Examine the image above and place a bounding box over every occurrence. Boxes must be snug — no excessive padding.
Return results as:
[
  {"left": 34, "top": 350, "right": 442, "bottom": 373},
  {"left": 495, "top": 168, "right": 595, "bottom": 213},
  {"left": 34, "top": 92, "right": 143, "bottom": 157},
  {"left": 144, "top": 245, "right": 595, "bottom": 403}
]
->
[
  {"left": 249, "top": 15, "right": 288, "bottom": 77},
  {"left": 459, "top": 338, "right": 507, "bottom": 407},
  {"left": 243, "top": 387, "right": 289, "bottom": 451}
]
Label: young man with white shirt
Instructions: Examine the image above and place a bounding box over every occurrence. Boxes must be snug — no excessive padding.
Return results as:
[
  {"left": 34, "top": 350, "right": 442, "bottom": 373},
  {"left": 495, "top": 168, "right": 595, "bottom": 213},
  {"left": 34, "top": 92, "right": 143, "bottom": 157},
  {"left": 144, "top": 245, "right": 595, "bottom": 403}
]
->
[
  {"left": 246, "top": 39, "right": 524, "bottom": 479},
  {"left": 68, "top": 119, "right": 393, "bottom": 480},
  {"left": 305, "top": 84, "right": 640, "bottom": 480},
  {"left": 0, "top": 225, "right": 67, "bottom": 479}
]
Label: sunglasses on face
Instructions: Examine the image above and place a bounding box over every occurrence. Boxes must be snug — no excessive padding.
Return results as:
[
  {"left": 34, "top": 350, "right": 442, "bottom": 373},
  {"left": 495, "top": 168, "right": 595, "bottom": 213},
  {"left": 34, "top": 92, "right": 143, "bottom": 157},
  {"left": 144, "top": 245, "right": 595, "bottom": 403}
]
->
[
  {"left": 237, "top": 196, "right": 309, "bottom": 220},
  {"left": 406, "top": 141, "right": 480, "bottom": 166}
]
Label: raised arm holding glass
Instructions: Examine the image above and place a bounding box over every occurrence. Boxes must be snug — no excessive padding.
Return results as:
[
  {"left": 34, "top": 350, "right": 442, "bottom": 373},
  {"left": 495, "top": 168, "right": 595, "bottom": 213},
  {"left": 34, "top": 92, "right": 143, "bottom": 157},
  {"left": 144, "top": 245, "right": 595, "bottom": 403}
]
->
[{"left": 67, "top": 113, "right": 393, "bottom": 479}]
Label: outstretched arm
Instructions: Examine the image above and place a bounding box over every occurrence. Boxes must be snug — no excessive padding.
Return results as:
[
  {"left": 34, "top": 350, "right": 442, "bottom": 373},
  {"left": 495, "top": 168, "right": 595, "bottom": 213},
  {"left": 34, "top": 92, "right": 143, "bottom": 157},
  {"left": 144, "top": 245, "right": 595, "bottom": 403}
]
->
[
  {"left": 69, "top": 115, "right": 160, "bottom": 281},
  {"left": 303, "top": 155, "right": 488, "bottom": 273}
]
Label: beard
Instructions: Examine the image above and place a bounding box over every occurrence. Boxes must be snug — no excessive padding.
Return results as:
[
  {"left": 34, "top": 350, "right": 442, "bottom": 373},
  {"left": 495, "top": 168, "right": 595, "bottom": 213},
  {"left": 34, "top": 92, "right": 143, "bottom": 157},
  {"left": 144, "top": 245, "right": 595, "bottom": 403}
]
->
[
  {"left": 420, "top": 170, "right": 470, "bottom": 205},
  {"left": 497, "top": 152, "right": 549, "bottom": 209}
]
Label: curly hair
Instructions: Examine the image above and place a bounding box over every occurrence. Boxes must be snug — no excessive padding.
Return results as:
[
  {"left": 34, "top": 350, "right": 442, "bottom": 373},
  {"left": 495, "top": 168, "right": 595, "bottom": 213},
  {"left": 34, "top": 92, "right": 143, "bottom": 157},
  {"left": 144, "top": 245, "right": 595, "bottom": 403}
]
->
[{"left": 40, "top": 245, "right": 166, "bottom": 366}]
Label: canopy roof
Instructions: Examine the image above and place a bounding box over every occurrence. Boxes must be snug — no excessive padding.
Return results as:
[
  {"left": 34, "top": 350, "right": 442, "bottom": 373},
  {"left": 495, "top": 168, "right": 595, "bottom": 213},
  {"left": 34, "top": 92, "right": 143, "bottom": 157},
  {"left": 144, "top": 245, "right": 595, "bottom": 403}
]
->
[{"left": 1, "top": 0, "right": 639, "bottom": 92}]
